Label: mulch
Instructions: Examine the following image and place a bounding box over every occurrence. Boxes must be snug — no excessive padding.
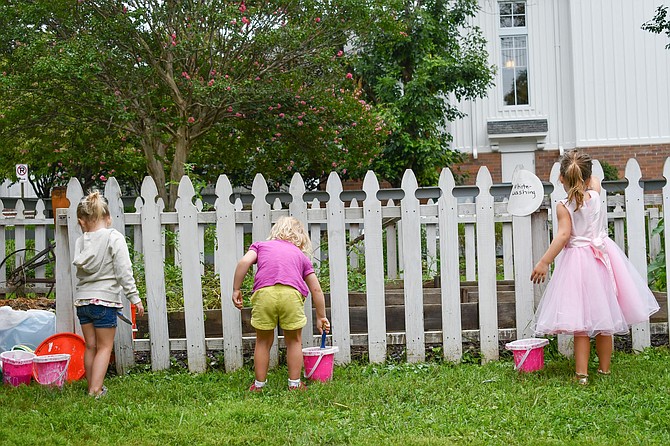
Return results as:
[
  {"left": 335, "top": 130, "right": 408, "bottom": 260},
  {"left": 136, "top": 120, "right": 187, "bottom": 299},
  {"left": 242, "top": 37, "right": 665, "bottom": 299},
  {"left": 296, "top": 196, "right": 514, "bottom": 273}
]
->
[{"left": 0, "top": 298, "right": 56, "bottom": 311}]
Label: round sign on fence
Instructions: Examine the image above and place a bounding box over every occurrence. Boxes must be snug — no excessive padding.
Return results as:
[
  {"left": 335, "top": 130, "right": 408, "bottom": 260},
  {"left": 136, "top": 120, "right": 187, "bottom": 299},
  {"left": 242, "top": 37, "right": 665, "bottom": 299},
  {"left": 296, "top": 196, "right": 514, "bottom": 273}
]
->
[{"left": 507, "top": 168, "right": 544, "bottom": 217}]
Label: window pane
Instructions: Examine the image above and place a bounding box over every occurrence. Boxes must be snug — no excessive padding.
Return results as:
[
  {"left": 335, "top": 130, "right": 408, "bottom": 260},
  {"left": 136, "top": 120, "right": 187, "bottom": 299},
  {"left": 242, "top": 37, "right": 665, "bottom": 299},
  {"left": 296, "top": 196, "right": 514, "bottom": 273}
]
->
[
  {"left": 514, "top": 16, "right": 526, "bottom": 27},
  {"left": 500, "top": 16, "right": 512, "bottom": 27},
  {"left": 503, "top": 69, "right": 516, "bottom": 105},
  {"left": 516, "top": 48, "right": 527, "bottom": 66},
  {"left": 515, "top": 69, "right": 529, "bottom": 105},
  {"left": 499, "top": 2, "right": 512, "bottom": 15},
  {"left": 501, "top": 36, "right": 514, "bottom": 49},
  {"left": 514, "top": 2, "right": 526, "bottom": 15}
]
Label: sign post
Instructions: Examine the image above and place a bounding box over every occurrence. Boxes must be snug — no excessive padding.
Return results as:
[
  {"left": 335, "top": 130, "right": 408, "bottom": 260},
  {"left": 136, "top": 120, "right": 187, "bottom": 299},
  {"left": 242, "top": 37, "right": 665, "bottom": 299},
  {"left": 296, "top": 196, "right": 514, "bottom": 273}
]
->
[{"left": 15, "top": 164, "right": 28, "bottom": 198}]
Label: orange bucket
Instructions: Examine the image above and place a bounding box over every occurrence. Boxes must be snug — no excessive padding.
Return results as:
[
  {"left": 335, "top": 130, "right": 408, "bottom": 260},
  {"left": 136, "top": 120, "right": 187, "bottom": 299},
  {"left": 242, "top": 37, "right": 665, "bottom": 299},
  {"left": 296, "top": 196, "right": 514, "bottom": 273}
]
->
[{"left": 35, "top": 333, "right": 86, "bottom": 381}]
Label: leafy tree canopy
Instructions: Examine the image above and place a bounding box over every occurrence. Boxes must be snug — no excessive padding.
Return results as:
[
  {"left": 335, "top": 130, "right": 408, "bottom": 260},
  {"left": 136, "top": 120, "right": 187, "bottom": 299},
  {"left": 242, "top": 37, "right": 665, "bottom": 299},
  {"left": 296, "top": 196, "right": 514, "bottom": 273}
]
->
[
  {"left": 643, "top": 5, "right": 670, "bottom": 49},
  {"left": 351, "top": 0, "right": 495, "bottom": 186},
  {"left": 0, "top": 0, "right": 387, "bottom": 204}
]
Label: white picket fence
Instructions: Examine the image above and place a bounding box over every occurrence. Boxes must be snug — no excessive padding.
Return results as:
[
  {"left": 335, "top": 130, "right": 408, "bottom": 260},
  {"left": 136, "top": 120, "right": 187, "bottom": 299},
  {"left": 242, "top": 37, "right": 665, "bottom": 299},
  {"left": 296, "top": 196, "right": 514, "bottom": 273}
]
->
[{"left": 1, "top": 157, "right": 669, "bottom": 375}]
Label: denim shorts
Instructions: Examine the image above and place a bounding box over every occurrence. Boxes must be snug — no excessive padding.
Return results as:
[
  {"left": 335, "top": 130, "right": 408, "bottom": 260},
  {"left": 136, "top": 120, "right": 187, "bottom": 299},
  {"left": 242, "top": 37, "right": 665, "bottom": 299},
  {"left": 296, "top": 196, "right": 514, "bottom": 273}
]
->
[{"left": 77, "top": 304, "right": 118, "bottom": 328}]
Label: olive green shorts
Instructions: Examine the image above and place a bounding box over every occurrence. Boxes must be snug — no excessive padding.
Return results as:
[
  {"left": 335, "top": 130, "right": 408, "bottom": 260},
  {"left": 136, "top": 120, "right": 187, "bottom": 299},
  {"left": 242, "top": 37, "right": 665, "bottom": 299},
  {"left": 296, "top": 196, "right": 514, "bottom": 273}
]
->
[{"left": 250, "top": 284, "right": 307, "bottom": 331}]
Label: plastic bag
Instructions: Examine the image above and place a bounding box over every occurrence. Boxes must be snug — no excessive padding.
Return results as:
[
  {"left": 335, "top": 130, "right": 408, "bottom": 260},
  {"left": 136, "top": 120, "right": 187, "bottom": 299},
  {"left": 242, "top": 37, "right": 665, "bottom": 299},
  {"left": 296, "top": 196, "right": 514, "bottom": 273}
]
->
[{"left": 0, "top": 306, "right": 56, "bottom": 353}]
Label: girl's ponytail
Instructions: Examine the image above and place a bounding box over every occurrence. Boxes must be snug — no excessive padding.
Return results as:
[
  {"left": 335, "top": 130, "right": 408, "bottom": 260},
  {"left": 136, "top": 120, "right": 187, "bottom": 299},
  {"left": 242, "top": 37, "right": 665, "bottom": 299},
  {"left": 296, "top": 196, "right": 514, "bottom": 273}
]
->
[{"left": 559, "top": 150, "right": 592, "bottom": 211}]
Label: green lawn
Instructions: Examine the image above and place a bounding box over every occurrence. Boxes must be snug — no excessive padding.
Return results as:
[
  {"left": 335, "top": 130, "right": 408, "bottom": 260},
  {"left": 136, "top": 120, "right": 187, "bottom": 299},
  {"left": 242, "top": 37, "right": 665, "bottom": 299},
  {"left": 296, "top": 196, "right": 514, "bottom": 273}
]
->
[{"left": 1, "top": 346, "right": 669, "bottom": 446}]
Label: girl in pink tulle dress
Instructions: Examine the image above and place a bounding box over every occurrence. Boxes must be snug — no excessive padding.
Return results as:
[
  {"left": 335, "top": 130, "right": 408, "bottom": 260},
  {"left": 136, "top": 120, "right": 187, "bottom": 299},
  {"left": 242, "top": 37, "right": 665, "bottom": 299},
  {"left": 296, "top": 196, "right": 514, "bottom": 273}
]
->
[{"left": 530, "top": 150, "right": 659, "bottom": 384}]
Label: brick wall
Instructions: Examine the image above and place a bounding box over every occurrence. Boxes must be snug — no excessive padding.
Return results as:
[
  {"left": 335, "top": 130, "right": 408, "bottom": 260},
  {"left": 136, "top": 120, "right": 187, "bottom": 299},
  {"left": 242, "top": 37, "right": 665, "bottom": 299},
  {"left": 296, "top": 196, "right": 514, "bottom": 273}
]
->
[{"left": 456, "top": 144, "right": 670, "bottom": 184}]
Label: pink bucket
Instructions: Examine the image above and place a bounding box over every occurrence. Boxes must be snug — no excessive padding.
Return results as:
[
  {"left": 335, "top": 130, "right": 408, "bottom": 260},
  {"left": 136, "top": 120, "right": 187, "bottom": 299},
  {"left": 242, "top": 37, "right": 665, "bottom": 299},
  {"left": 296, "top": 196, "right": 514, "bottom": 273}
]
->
[
  {"left": 33, "top": 354, "right": 71, "bottom": 388},
  {"left": 303, "top": 346, "right": 339, "bottom": 382},
  {"left": 1, "top": 350, "right": 36, "bottom": 386},
  {"left": 505, "top": 338, "right": 550, "bottom": 372}
]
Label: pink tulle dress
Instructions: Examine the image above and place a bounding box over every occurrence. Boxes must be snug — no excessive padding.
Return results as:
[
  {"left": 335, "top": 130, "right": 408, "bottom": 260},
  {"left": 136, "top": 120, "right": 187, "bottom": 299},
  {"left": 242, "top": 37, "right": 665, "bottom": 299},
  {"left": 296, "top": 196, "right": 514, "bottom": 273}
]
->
[{"left": 534, "top": 190, "right": 660, "bottom": 337}]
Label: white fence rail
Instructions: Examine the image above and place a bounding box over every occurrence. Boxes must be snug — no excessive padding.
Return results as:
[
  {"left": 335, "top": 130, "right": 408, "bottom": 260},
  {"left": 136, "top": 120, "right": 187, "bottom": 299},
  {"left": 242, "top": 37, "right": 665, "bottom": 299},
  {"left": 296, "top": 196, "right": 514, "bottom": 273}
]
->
[{"left": 1, "top": 158, "right": 668, "bottom": 374}]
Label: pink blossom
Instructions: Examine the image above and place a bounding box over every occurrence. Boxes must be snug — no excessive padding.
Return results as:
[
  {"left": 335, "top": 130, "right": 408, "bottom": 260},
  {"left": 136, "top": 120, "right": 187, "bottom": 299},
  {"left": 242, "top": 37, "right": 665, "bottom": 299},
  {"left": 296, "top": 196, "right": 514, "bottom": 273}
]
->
[
  {"left": 332, "top": 162, "right": 337, "bottom": 167},
  {"left": 208, "top": 79, "right": 215, "bottom": 86},
  {"left": 298, "top": 121, "right": 303, "bottom": 126},
  {"left": 351, "top": 122, "right": 357, "bottom": 127},
  {"left": 239, "top": 3, "right": 247, "bottom": 13},
  {"left": 181, "top": 72, "right": 190, "bottom": 80},
  {"left": 268, "top": 106, "right": 274, "bottom": 110},
  {"left": 275, "top": 133, "right": 282, "bottom": 137},
  {"left": 318, "top": 126, "right": 324, "bottom": 131},
  {"left": 226, "top": 86, "right": 231, "bottom": 90},
  {"left": 337, "top": 50, "right": 343, "bottom": 57},
  {"left": 161, "top": 107, "right": 167, "bottom": 112},
  {"left": 279, "top": 113, "right": 285, "bottom": 118},
  {"left": 241, "top": 16, "right": 250, "bottom": 25},
  {"left": 188, "top": 116, "right": 195, "bottom": 123},
  {"left": 100, "top": 175, "right": 107, "bottom": 181},
  {"left": 227, "top": 106, "right": 233, "bottom": 112},
  {"left": 210, "top": 69, "right": 216, "bottom": 76},
  {"left": 255, "top": 76, "right": 261, "bottom": 81},
  {"left": 315, "top": 17, "right": 321, "bottom": 23},
  {"left": 343, "top": 169, "right": 347, "bottom": 175},
  {"left": 235, "top": 112, "right": 242, "bottom": 117},
  {"left": 231, "top": 19, "right": 237, "bottom": 25},
  {"left": 346, "top": 73, "right": 353, "bottom": 79}
]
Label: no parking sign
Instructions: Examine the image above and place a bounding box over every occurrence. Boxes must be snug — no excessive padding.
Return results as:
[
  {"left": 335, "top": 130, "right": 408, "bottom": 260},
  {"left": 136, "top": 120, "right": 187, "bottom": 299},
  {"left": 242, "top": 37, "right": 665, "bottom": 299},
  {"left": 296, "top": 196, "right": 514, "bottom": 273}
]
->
[{"left": 15, "top": 164, "right": 29, "bottom": 183}]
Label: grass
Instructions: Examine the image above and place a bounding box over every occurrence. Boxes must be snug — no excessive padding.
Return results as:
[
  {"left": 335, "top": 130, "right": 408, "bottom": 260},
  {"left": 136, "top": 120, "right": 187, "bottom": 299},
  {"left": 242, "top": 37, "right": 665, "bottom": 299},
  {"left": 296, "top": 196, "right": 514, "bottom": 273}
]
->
[{"left": 1, "top": 346, "right": 669, "bottom": 446}]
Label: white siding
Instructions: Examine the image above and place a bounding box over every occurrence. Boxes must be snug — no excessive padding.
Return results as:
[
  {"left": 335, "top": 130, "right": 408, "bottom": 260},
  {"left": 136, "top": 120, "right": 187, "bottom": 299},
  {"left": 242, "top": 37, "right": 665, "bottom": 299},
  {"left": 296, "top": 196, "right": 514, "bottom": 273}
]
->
[{"left": 451, "top": 0, "right": 670, "bottom": 154}]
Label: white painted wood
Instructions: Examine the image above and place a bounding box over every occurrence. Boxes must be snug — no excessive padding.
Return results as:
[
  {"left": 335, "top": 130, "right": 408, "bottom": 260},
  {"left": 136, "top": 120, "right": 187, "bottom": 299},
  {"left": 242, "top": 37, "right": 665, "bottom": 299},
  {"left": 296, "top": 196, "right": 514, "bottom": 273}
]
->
[
  {"left": 464, "top": 221, "right": 476, "bottom": 281},
  {"left": 502, "top": 221, "right": 513, "bottom": 280},
  {"left": 215, "top": 175, "right": 243, "bottom": 371},
  {"left": 104, "top": 178, "right": 134, "bottom": 374},
  {"left": 251, "top": 174, "right": 278, "bottom": 366},
  {"left": 234, "top": 198, "right": 244, "bottom": 261},
  {"left": 400, "top": 170, "right": 425, "bottom": 363},
  {"left": 663, "top": 158, "right": 670, "bottom": 338},
  {"left": 0, "top": 198, "right": 7, "bottom": 284},
  {"left": 14, "top": 200, "right": 26, "bottom": 268},
  {"left": 531, "top": 208, "right": 549, "bottom": 308},
  {"left": 289, "top": 173, "right": 313, "bottom": 347},
  {"left": 0, "top": 199, "right": 5, "bottom": 285},
  {"left": 132, "top": 197, "right": 144, "bottom": 267},
  {"left": 438, "top": 168, "right": 463, "bottom": 362},
  {"left": 196, "top": 198, "right": 205, "bottom": 274},
  {"left": 475, "top": 167, "right": 498, "bottom": 363},
  {"left": 309, "top": 199, "right": 322, "bottom": 264},
  {"left": 348, "top": 198, "right": 360, "bottom": 269},
  {"left": 54, "top": 206, "right": 74, "bottom": 333},
  {"left": 613, "top": 200, "right": 626, "bottom": 250},
  {"left": 362, "top": 171, "right": 387, "bottom": 363},
  {"left": 425, "top": 199, "right": 437, "bottom": 278},
  {"left": 512, "top": 214, "right": 535, "bottom": 339},
  {"left": 386, "top": 199, "right": 398, "bottom": 280},
  {"left": 66, "top": 179, "right": 84, "bottom": 336},
  {"left": 34, "top": 200, "right": 46, "bottom": 279},
  {"left": 326, "top": 172, "right": 351, "bottom": 364},
  {"left": 176, "top": 176, "right": 207, "bottom": 373},
  {"left": 624, "top": 159, "right": 651, "bottom": 351},
  {"left": 397, "top": 219, "right": 404, "bottom": 277},
  {"left": 648, "top": 207, "right": 661, "bottom": 261},
  {"left": 140, "top": 176, "right": 170, "bottom": 371}
]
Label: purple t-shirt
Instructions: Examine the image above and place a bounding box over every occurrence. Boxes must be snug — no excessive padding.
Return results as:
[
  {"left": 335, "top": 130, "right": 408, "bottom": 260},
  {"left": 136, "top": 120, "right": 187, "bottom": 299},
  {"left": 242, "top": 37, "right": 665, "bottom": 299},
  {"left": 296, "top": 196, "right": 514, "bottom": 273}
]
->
[{"left": 249, "top": 239, "right": 315, "bottom": 296}]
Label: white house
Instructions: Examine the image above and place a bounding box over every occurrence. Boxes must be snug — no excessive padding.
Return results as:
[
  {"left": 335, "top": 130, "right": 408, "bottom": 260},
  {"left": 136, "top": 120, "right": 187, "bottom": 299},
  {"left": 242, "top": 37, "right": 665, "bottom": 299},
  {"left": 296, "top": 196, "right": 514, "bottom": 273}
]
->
[{"left": 451, "top": 0, "right": 670, "bottom": 182}]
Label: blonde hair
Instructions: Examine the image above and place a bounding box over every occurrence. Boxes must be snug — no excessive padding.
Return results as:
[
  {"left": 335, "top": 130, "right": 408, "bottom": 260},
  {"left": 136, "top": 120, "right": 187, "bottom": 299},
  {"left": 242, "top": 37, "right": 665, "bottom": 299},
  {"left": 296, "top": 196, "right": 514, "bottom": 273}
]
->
[
  {"left": 268, "top": 216, "right": 312, "bottom": 255},
  {"left": 559, "top": 150, "right": 592, "bottom": 211},
  {"left": 76, "top": 191, "right": 110, "bottom": 223}
]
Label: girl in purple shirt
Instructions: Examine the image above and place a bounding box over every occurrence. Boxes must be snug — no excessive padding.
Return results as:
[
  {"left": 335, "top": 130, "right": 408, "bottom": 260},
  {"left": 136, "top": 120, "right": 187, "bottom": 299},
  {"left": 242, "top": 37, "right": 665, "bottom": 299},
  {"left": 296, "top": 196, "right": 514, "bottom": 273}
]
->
[{"left": 232, "top": 216, "right": 330, "bottom": 391}]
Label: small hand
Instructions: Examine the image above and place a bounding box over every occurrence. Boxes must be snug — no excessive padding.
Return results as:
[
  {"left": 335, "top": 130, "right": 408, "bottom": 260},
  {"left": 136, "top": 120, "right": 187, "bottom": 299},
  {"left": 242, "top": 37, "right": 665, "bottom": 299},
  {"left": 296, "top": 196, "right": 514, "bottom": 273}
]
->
[
  {"left": 318, "top": 317, "right": 330, "bottom": 334},
  {"left": 134, "top": 302, "right": 145, "bottom": 317},
  {"left": 530, "top": 261, "right": 549, "bottom": 284},
  {"left": 232, "top": 290, "right": 243, "bottom": 310}
]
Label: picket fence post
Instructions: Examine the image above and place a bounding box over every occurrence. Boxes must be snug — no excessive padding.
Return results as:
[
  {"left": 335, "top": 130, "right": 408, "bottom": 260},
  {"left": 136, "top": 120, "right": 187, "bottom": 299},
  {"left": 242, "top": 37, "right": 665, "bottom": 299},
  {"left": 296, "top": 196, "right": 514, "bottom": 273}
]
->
[
  {"left": 401, "top": 169, "right": 425, "bottom": 363},
  {"left": 362, "top": 171, "right": 387, "bottom": 363},
  {"left": 289, "top": 173, "right": 314, "bottom": 347},
  {"left": 625, "top": 159, "right": 651, "bottom": 351},
  {"left": 476, "top": 167, "right": 498, "bottom": 363},
  {"left": 438, "top": 168, "right": 462, "bottom": 362},
  {"left": 326, "top": 172, "right": 351, "bottom": 364},
  {"left": 215, "top": 174, "right": 243, "bottom": 371},
  {"left": 106, "top": 178, "right": 134, "bottom": 374},
  {"left": 140, "top": 176, "right": 170, "bottom": 371}
]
